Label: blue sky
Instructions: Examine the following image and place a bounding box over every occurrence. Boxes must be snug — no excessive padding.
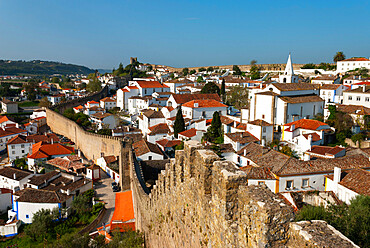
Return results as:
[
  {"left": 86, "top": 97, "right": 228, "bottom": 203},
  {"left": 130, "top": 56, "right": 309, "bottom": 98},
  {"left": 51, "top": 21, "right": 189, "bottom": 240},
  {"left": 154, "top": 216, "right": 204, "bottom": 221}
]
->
[{"left": 0, "top": 0, "right": 369, "bottom": 69}]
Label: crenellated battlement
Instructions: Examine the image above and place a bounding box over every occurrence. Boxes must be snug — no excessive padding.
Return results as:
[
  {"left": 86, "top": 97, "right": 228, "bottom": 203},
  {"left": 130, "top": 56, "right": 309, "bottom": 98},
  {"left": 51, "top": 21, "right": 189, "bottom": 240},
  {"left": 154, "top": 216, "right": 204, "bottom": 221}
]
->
[{"left": 131, "top": 141, "right": 359, "bottom": 248}]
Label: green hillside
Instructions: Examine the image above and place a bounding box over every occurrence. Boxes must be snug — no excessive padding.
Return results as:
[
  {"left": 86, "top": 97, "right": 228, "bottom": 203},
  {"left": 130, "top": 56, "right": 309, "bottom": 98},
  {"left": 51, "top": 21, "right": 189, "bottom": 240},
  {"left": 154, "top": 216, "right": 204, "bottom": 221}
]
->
[{"left": 0, "top": 60, "right": 95, "bottom": 76}]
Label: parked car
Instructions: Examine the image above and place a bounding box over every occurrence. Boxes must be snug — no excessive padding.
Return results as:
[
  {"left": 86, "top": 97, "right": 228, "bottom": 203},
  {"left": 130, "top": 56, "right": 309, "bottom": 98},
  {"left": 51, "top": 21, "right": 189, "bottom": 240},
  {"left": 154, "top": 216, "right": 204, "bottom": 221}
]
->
[{"left": 112, "top": 185, "right": 120, "bottom": 192}]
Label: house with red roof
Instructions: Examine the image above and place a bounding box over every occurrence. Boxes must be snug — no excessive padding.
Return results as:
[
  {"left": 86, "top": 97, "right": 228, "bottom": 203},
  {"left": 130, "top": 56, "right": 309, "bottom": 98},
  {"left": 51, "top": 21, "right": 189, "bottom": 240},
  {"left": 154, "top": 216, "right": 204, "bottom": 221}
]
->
[
  {"left": 282, "top": 119, "right": 332, "bottom": 158},
  {"left": 181, "top": 99, "right": 227, "bottom": 120},
  {"left": 130, "top": 80, "right": 170, "bottom": 97},
  {"left": 117, "top": 86, "right": 140, "bottom": 110},
  {"left": 100, "top": 97, "right": 117, "bottom": 110},
  {"left": 0, "top": 116, "right": 17, "bottom": 128},
  {"left": 177, "top": 128, "right": 205, "bottom": 142},
  {"left": 319, "top": 84, "right": 348, "bottom": 105},
  {"left": 156, "top": 138, "right": 182, "bottom": 153},
  {"left": 27, "top": 142, "right": 74, "bottom": 171},
  {"left": 337, "top": 57, "right": 370, "bottom": 73},
  {"left": 7, "top": 135, "right": 33, "bottom": 162},
  {"left": 147, "top": 123, "right": 171, "bottom": 143},
  {"left": 325, "top": 167, "right": 370, "bottom": 204},
  {"left": 0, "top": 126, "right": 27, "bottom": 152},
  {"left": 47, "top": 94, "right": 65, "bottom": 105}
]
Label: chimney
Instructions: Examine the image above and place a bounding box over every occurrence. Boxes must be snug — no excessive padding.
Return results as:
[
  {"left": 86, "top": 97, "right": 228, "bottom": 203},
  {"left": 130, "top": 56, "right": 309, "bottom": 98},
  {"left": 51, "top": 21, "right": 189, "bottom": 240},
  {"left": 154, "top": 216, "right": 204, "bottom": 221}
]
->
[
  {"left": 51, "top": 138, "right": 53, "bottom": 144},
  {"left": 333, "top": 167, "right": 341, "bottom": 183},
  {"left": 234, "top": 121, "right": 237, "bottom": 128},
  {"left": 194, "top": 102, "right": 199, "bottom": 108},
  {"left": 78, "top": 149, "right": 81, "bottom": 157},
  {"left": 303, "top": 153, "right": 310, "bottom": 161},
  {"left": 308, "top": 134, "right": 312, "bottom": 143},
  {"left": 13, "top": 173, "right": 16, "bottom": 180},
  {"left": 363, "top": 85, "right": 366, "bottom": 93},
  {"left": 244, "top": 149, "right": 247, "bottom": 156},
  {"left": 67, "top": 189, "right": 71, "bottom": 195},
  {"left": 291, "top": 124, "right": 295, "bottom": 130},
  {"left": 261, "top": 139, "right": 266, "bottom": 147}
]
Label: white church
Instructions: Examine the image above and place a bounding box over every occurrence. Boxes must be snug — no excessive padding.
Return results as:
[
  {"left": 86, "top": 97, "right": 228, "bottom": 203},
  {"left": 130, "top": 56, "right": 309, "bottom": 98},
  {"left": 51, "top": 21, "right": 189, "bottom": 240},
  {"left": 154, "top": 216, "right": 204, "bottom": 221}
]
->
[{"left": 245, "top": 54, "right": 324, "bottom": 126}]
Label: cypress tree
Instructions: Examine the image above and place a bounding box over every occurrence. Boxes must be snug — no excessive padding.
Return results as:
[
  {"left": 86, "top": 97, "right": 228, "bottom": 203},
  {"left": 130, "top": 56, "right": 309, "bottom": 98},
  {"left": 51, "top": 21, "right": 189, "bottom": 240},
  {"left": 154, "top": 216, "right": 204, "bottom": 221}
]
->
[
  {"left": 220, "top": 79, "right": 226, "bottom": 101},
  {"left": 210, "top": 111, "right": 222, "bottom": 138},
  {"left": 174, "top": 107, "right": 185, "bottom": 138}
]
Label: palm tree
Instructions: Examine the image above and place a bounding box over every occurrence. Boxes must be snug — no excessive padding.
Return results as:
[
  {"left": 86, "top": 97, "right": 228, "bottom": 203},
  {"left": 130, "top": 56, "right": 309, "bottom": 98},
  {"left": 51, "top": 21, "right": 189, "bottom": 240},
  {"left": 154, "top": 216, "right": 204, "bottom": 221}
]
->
[{"left": 333, "top": 52, "right": 346, "bottom": 62}]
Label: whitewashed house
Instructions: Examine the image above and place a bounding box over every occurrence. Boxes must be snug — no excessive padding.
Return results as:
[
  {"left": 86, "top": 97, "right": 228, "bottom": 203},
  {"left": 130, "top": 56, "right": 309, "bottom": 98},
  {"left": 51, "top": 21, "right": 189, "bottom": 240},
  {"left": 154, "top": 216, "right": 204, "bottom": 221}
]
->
[
  {"left": 7, "top": 135, "right": 33, "bottom": 162},
  {"left": 224, "top": 131, "right": 259, "bottom": 152},
  {"left": 325, "top": 167, "right": 370, "bottom": 204},
  {"left": 337, "top": 57, "right": 370, "bottom": 73},
  {"left": 246, "top": 120, "right": 274, "bottom": 145},
  {"left": 133, "top": 139, "right": 164, "bottom": 161},
  {"left": 166, "top": 93, "right": 221, "bottom": 109},
  {"left": 319, "top": 84, "right": 348, "bottom": 105},
  {"left": 90, "top": 112, "right": 117, "bottom": 129},
  {"left": 181, "top": 100, "right": 227, "bottom": 120},
  {"left": 342, "top": 85, "right": 370, "bottom": 108},
  {"left": 0, "top": 167, "right": 33, "bottom": 192},
  {"left": 100, "top": 97, "right": 117, "bottom": 110},
  {"left": 282, "top": 119, "right": 331, "bottom": 157}
]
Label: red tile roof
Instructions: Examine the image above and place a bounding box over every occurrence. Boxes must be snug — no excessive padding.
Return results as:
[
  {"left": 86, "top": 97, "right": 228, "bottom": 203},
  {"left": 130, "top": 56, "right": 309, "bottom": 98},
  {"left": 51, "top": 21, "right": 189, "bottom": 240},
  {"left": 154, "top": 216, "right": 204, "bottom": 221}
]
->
[
  {"left": 307, "top": 145, "right": 345, "bottom": 157},
  {"left": 326, "top": 169, "right": 370, "bottom": 196},
  {"left": 87, "top": 100, "right": 99, "bottom": 104},
  {"left": 178, "top": 128, "right": 197, "bottom": 138},
  {"left": 0, "top": 127, "right": 27, "bottom": 138},
  {"left": 182, "top": 99, "right": 227, "bottom": 108},
  {"left": 225, "top": 131, "right": 259, "bottom": 143},
  {"left": 148, "top": 123, "right": 170, "bottom": 135},
  {"left": 0, "top": 116, "right": 13, "bottom": 124},
  {"left": 133, "top": 139, "right": 163, "bottom": 157},
  {"left": 284, "top": 119, "right": 329, "bottom": 131},
  {"left": 135, "top": 80, "right": 169, "bottom": 88},
  {"left": 7, "top": 135, "right": 29, "bottom": 145},
  {"left": 100, "top": 97, "right": 115, "bottom": 102},
  {"left": 341, "top": 57, "right": 369, "bottom": 62},
  {"left": 156, "top": 138, "right": 182, "bottom": 148},
  {"left": 171, "top": 93, "right": 221, "bottom": 105},
  {"left": 302, "top": 133, "right": 321, "bottom": 142},
  {"left": 28, "top": 142, "right": 74, "bottom": 159},
  {"left": 127, "top": 86, "right": 139, "bottom": 90}
]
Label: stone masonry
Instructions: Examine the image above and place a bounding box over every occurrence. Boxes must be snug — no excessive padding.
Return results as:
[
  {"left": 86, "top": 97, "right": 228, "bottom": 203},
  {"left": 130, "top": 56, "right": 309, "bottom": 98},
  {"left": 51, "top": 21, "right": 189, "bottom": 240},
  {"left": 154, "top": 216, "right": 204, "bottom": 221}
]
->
[{"left": 131, "top": 140, "right": 359, "bottom": 248}]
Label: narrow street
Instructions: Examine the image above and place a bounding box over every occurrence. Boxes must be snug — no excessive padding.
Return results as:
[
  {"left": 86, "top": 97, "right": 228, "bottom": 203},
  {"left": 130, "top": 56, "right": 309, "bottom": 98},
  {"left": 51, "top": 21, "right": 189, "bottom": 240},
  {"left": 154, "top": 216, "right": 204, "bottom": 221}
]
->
[{"left": 94, "top": 171, "right": 116, "bottom": 229}]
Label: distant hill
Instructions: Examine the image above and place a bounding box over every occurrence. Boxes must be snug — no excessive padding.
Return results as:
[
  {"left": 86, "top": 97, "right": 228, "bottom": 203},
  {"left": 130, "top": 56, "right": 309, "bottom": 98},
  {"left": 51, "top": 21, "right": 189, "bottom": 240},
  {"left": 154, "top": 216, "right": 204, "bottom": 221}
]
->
[{"left": 0, "top": 60, "right": 95, "bottom": 76}]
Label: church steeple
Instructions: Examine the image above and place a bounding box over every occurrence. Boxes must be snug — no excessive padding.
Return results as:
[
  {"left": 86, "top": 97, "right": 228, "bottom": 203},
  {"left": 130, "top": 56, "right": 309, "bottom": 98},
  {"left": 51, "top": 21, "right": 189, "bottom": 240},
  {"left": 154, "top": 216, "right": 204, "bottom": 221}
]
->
[
  {"left": 284, "top": 53, "right": 294, "bottom": 76},
  {"left": 278, "top": 53, "right": 299, "bottom": 83}
]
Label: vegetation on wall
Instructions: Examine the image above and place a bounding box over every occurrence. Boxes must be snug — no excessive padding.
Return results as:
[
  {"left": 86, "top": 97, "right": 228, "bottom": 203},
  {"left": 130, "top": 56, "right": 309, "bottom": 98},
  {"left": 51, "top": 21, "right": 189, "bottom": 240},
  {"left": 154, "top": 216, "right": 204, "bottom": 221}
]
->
[{"left": 295, "top": 195, "right": 370, "bottom": 248}]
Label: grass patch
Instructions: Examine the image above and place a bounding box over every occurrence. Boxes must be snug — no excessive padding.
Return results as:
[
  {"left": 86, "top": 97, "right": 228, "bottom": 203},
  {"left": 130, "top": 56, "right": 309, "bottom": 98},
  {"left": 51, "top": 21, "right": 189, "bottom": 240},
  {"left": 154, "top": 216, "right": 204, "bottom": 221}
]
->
[{"left": 18, "top": 101, "right": 40, "bottom": 107}]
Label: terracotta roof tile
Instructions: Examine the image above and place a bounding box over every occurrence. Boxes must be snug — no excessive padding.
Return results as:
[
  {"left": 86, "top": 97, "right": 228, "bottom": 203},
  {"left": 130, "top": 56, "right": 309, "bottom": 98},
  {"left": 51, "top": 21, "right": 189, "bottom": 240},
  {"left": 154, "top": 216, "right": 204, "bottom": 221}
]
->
[
  {"left": 241, "top": 166, "right": 276, "bottom": 180},
  {"left": 327, "top": 168, "right": 370, "bottom": 196},
  {"left": 133, "top": 139, "right": 163, "bottom": 157},
  {"left": 171, "top": 93, "right": 221, "bottom": 105},
  {"left": 225, "top": 131, "right": 259, "bottom": 143},
  {"left": 156, "top": 139, "right": 182, "bottom": 148},
  {"left": 279, "top": 94, "right": 324, "bottom": 104},
  {"left": 284, "top": 119, "right": 329, "bottom": 131},
  {"left": 149, "top": 123, "right": 170, "bottom": 135},
  {"left": 0, "top": 167, "right": 32, "bottom": 181},
  {"left": 272, "top": 83, "right": 319, "bottom": 91},
  {"left": 182, "top": 99, "right": 227, "bottom": 108},
  {"left": 178, "top": 128, "right": 197, "bottom": 138}
]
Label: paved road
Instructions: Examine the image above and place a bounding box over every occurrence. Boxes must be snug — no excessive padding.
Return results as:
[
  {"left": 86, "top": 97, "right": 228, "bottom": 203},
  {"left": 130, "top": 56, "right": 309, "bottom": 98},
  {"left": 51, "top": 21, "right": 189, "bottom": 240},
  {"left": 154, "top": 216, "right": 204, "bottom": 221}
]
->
[{"left": 94, "top": 171, "right": 116, "bottom": 229}]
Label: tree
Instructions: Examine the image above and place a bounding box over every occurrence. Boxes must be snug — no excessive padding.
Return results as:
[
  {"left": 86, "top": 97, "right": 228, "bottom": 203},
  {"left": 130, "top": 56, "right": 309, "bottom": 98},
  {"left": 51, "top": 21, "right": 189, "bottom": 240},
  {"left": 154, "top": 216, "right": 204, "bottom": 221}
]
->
[
  {"left": 220, "top": 79, "right": 226, "bottom": 101},
  {"left": 301, "top": 63, "right": 316, "bottom": 69},
  {"left": 39, "top": 97, "right": 51, "bottom": 108},
  {"left": 232, "top": 65, "right": 241, "bottom": 75},
  {"left": 197, "top": 76, "right": 203, "bottom": 83},
  {"left": 182, "top": 68, "right": 189, "bottom": 76},
  {"left": 174, "top": 107, "right": 185, "bottom": 138},
  {"left": 225, "top": 86, "right": 249, "bottom": 109},
  {"left": 108, "top": 229, "right": 144, "bottom": 248},
  {"left": 333, "top": 51, "right": 346, "bottom": 62},
  {"left": 189, "top": 69, "right": 196, "bottom": 75},
  {"left": 207, "top": 66, "right": 214, "bottom": 72},
  {"left": 250, "top": 60, "right": 257, "bottom": 65},
  {"left": 249, "top": 65, "right": 260, "bottom": 80},
  {"left": 198, "top": 67, "right": 206, "bottom": 72},
  {"left": 24, "top": 79, "right": 38, "bottom": 101},
  {"left": 25, "top": 208, "right": 58, "bottom": 241},
  {"left": 201, "top": 82, "right": 220, "bottom": 95},
  {"left": 51, "top": 76, "right": 60, "bottom": 84},
  {"left": 86, "top": 77, "right": 102, "bottom": 92},
  {"left": 203, "top": 111, "right": 223, "bottom": 143},
  {"left": 72, "top": 194, "right": 92, "bottom": 215}
]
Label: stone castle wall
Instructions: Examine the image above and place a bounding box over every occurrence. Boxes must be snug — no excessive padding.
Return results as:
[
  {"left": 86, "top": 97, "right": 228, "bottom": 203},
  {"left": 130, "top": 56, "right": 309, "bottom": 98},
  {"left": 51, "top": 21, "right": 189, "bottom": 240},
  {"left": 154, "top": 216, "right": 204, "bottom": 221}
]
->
[
  {"left": 131, "top": 141, "right": 359, "bottom": 248},
  {"left": 51, "top": 86, "right": 109, "bottom": 113}
]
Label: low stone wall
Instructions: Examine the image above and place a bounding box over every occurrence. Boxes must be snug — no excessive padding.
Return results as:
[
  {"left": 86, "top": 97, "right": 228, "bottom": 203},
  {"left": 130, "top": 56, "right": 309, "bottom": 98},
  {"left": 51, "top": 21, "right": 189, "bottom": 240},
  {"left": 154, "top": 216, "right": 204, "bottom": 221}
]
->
[
  {"left": 79, "top": 207, "right": 106, "bottom": 235},
  {"left": 131, "top": 140, "right": 359, "bottom": 248},
  {"left": 345, "top": 138, "right": 370, "bottom": 148}
]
